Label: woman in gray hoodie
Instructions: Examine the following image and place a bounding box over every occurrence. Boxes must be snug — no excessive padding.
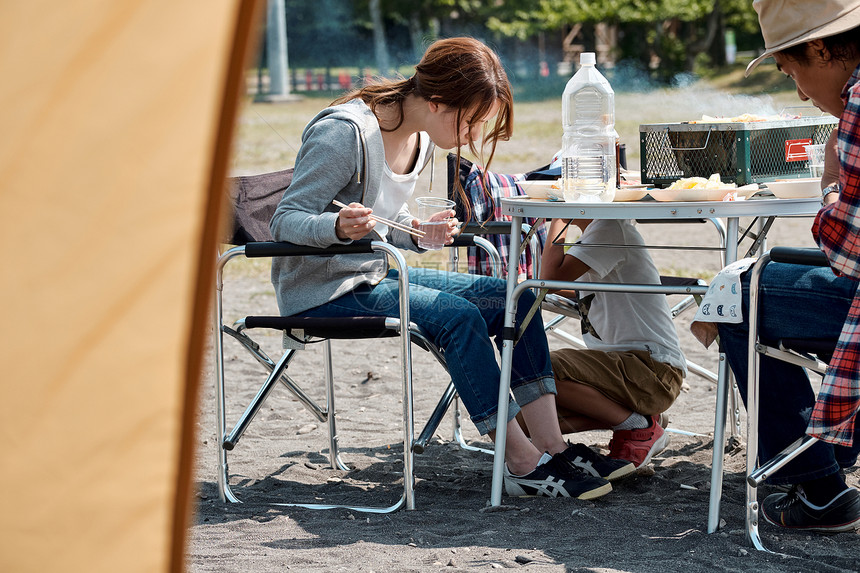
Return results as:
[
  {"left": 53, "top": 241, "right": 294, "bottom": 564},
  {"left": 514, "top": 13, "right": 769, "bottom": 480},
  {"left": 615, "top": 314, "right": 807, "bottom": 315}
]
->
[{"left": 270, "top": 37, "right": 631, "bottom": 499}]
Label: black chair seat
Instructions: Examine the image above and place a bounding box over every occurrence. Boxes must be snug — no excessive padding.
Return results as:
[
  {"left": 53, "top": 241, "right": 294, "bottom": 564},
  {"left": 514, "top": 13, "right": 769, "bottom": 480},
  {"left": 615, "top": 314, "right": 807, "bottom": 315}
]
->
[
  {"left": 659, "top": 275, "right": 704, "bottom": 287},
  {"left": 779, "top": 337, "right": 837, "bottom": 360},
  {"left": 244, "top": 315, "right": 397, "bottom": 339}
]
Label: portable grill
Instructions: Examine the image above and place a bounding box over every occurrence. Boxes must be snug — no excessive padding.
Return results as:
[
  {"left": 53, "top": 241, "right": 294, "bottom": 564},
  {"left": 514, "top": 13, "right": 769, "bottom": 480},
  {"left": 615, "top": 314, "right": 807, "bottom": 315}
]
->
[{"left": 639, "top": 116, "right": 837, "bottom": 187}]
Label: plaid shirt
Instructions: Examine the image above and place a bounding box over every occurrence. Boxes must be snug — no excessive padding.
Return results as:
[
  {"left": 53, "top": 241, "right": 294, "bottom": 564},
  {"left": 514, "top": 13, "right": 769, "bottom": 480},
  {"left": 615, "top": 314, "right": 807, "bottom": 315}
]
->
[
  {"left": 463, "top": 168, "right": 546, "bottom": 279},
  {"left": 808, "top": 63, "right": 860, "bottom": 446}
]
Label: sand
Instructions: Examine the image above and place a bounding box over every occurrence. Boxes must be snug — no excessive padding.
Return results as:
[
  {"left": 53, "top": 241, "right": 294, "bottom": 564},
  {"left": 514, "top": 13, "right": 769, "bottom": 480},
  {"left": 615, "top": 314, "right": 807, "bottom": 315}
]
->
[{"left": 187, "top": 212, "right": 859, "bottom": 572}]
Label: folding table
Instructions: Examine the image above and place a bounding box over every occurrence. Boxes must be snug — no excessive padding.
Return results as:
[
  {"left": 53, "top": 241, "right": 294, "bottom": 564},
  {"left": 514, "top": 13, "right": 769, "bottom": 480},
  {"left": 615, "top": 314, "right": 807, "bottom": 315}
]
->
[{"left": 491, "top": 195, "right": 823, "bottom": 532}]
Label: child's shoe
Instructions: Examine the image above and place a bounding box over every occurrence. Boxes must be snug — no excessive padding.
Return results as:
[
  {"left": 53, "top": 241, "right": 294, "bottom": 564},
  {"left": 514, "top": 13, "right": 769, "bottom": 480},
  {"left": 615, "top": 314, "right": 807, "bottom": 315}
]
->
[{"left": 608, "top": 415, "right": 669, "bottom": 468}]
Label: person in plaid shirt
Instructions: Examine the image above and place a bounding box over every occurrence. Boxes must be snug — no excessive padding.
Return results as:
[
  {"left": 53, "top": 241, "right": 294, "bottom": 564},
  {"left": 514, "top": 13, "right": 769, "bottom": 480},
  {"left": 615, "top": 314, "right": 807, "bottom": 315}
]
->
[{"left": 717, "top": 0, "right": 860, "bottom": 533}]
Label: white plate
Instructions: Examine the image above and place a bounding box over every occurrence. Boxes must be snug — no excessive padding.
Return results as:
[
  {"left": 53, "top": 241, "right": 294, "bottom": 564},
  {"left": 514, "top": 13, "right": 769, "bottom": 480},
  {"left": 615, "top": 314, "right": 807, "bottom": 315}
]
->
[
  {"left": 613, "top": 188, "right": 648, "bottom": 202},
  {"left": 518, "top": 181, "right": 650, "bottom": 202},
  {"left": 765, "top": 178, "right": 821, "bottom": 199},
  {"left": 516, "top": 180, "right": 563, "bottom": 201},
  {"left": 647, "top": 184, "right": 759, "bottom": 202}
]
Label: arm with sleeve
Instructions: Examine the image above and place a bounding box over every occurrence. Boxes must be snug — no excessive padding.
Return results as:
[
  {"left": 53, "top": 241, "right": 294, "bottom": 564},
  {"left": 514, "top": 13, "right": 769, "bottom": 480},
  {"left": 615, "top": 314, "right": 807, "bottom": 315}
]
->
[{"left": 270, "top": 118, "right": 361, "bottom": 248}]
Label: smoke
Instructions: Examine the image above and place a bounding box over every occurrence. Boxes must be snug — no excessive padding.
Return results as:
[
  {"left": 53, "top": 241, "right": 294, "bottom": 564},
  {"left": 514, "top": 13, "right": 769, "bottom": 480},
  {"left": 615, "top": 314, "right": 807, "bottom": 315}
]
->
[
  {"left": 667, "top": 85, "right": 783, "bottom": 118},
  {"left": 601, "top": 61, "right": 787, "bottom": 122}
]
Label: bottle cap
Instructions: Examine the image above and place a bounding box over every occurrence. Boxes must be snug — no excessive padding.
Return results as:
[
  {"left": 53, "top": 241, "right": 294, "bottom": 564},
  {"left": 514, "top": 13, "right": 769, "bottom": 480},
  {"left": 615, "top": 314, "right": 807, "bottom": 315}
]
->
[{"left": 580, "top": 52, "right": 596, "bottom": 66}]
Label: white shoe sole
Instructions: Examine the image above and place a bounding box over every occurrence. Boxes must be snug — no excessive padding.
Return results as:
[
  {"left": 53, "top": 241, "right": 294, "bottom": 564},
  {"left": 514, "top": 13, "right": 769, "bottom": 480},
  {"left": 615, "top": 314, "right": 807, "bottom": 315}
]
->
[
  {"left": 504, "top": 475, "right": 613, "bottom": 500},
  {"left": 604, "top": 462, "right": 636, "bottom": 481},
  {"left": 636, "top": 431, "right": 670, "bottom": 468}
]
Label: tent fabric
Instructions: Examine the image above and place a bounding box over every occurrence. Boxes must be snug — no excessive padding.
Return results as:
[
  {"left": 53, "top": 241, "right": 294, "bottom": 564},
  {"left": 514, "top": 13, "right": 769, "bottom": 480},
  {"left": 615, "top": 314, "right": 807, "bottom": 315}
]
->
[{"left": 0, "top": 1, "right": 262, "bottom": 572}]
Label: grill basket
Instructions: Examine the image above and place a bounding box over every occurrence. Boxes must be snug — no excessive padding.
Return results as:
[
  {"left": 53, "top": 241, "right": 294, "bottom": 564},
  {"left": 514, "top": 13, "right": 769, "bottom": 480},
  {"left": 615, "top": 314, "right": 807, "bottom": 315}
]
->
[{"left": 639, "top": 116, "right": 837, "bottom": 187}]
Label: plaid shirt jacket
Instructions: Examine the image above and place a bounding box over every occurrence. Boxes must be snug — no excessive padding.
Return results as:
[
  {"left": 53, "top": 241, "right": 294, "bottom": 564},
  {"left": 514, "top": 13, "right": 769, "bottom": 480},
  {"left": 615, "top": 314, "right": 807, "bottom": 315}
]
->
[
  {"left": 462, "top": 168, "right": 546, "bottom": 279},
  {"left": 809, "top": 63, "right": 860, "bottom": 446}
]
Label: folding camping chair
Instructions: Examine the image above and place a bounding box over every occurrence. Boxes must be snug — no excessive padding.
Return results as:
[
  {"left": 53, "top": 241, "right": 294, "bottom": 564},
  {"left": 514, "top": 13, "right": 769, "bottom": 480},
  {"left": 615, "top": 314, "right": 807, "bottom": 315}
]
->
[
  {"left": 216, "top": 168, "right": 501, "bottom": 512},
  {"left": 216, "top": 238, "right": 421, "bottom": 512},
  {"left": 744, "top": 246, "right": 840, "bottom": 552}
]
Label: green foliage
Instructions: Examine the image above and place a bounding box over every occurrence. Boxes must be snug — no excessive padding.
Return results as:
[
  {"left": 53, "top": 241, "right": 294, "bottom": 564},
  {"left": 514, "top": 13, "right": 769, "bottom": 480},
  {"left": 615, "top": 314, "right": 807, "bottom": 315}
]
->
[
  {"left": 280, "top": 0, "right": 763, "bottom": 85},
  {"left": 480, "top": 0, "right": 758, "bottom": 29},
  {"left": 653, "top": 30, "right": 689, "bottom": 82},
  {"left": 720, "top": 0, "right": 760, "bottom": 34},
  {"left": 480, "top": 0, "right": 761, "bottom": 81},
  {"left": 484, "top": 0, "right": 719, "bottom": 28}
]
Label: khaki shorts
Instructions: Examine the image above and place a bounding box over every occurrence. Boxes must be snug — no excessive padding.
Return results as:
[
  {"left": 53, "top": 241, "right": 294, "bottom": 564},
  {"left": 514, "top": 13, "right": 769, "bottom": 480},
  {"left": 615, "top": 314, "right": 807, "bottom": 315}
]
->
[{"left": 550, "top": 348, "right": 683, "bottom": 416}]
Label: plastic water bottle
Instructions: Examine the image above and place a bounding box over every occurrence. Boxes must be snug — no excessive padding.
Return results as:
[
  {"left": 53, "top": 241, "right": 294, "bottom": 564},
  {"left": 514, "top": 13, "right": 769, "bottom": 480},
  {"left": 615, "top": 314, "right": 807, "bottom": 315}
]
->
[{"left": 561, "top": 52, "right": 616, "bottom": 202}]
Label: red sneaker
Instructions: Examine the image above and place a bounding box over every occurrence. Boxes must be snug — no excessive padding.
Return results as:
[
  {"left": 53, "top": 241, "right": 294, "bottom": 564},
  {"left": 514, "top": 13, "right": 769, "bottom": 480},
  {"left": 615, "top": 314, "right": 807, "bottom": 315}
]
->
[{"left": 608, "top": 415, "right": 669, "bottom": 468}]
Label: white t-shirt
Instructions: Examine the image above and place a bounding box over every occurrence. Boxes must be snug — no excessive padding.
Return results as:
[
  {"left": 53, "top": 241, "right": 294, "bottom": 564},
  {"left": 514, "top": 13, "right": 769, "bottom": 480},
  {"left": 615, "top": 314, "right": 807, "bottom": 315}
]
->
[
  {"left": 371, "top": 131, "right": 433, "bottom": 240},
  {"left": 565, "top": 219, "right": 687, "bottom": 375}
]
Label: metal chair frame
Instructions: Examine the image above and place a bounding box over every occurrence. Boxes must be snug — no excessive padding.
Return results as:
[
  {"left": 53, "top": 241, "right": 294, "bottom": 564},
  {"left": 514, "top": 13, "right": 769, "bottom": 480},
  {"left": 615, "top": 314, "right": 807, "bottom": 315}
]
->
[
  {"left": 215, "top": 240, "right": 417, "bottom": 512},
  {"left": 215, "top": 235, "right": 502, "bottom": 512},
  {"left": 745, "top": 246, "right": 835, "bottom": 552}
]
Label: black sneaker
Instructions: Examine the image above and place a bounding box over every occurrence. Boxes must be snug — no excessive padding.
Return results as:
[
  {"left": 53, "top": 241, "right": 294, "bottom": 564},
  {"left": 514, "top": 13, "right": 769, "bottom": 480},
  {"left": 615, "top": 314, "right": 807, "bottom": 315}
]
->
[
  {"left": 762, "top": 486, "right": 860, "bottom": 533},
  {"left": 504, "top": 452, "right": 612, "bottom": 500},
  {"left": 560, "top": 442, "right": 635, "bottom": 481}
]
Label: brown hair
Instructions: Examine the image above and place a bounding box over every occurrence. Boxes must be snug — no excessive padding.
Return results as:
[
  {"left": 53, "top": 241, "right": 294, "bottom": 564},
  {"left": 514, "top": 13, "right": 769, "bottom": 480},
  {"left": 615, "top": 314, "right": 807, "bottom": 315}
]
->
[{"left": 332, "top": 37, "right": 514, "bottom": 215}]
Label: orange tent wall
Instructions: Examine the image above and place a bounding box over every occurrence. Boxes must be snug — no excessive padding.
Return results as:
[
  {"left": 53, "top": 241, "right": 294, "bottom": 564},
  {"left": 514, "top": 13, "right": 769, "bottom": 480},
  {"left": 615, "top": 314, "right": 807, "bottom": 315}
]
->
[{"left": 0, "top": 1, "right": 261, "bottom": 571}]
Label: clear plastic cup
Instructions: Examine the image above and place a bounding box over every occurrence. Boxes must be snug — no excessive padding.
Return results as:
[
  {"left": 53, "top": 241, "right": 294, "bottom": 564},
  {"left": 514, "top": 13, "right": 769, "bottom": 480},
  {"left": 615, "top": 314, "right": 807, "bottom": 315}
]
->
[
  {"left": 415, "top": 197, "right": 455, "bottom": 250},
  {"left": 805, "top": 144, "right": 825, "bottom": 178}
]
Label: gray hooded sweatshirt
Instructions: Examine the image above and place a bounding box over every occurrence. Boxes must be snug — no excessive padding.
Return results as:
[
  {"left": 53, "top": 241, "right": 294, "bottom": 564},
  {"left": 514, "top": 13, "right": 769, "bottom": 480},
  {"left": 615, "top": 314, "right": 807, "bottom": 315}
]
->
[{"left": 269, "top": 99, "right": 426, "bottom": 317}]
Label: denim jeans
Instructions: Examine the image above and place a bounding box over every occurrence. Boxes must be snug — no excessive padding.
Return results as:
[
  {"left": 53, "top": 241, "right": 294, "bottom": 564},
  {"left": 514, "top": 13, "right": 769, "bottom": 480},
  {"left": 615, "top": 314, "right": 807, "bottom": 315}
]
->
[
  {"left": 718, "top": 262, "right": 860, "bottom": 485},
  {"left": 298, "top": 267, "right": 555, "bottom": 435}
]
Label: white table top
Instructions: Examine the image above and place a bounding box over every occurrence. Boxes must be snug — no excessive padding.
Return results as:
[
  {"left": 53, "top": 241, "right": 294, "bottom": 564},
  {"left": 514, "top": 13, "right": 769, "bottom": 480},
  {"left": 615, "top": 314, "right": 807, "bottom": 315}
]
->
[{"left": 500, "top": 196, "right": 822, "bottom": 220}]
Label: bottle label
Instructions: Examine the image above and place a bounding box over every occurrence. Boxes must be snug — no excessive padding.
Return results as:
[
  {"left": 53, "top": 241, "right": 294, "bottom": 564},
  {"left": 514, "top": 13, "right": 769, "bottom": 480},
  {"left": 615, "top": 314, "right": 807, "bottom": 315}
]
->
[{"left": 561, "top": 155, "right": 615, "bottom": 202}]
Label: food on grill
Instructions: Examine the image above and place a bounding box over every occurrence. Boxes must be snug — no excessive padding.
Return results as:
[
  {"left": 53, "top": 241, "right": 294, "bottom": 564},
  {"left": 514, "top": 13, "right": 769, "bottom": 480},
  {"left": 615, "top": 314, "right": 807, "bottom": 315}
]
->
[
  {"left": 667, "top": 173, "right": 736, "bottom": 190},
  {"left": 689, "top": 113, "right": 799, "bottom": 123}
]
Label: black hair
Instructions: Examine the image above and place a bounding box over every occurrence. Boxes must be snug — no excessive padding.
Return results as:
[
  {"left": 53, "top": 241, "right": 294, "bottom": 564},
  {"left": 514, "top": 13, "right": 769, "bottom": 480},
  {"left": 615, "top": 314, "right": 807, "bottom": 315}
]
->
[{"left": 780, "top": 26, "right": 860, "bottom": 64}]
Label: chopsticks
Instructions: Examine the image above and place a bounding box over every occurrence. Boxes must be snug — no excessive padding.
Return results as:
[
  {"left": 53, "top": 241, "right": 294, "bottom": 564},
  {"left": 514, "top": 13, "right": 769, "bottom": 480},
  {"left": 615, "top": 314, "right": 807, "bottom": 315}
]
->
[{"left": 331, "top": 199, "right": 426, "bottom": 237}]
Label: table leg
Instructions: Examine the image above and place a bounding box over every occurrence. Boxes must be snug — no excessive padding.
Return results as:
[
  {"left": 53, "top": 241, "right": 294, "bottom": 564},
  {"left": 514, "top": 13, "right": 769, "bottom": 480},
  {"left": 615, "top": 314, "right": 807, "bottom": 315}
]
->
[
  {"left": 707, "top": 216, "right": 740, "bottom": 532},
  {"left": 490, "top": 215, "right": 523, "bottom": 506},
  {"left": 708, "top": 354, "right": 731, "bottom": 532}
]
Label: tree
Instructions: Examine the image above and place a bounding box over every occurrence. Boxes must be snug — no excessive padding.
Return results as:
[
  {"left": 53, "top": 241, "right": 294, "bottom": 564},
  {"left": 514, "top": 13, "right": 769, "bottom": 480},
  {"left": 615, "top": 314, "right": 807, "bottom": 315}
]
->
[
  {"left": 480, "top": 0, "right": 760, "bottom": 80},
  {"left": 280, "top": 0, "right": 762, "bottom": 84}
]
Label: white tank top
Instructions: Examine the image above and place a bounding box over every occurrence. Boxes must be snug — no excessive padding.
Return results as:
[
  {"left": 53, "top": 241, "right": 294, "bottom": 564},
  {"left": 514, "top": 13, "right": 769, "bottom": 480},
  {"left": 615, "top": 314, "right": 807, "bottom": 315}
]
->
[{"left": 371, "top": 131, "right": 433, "bottom": 240}]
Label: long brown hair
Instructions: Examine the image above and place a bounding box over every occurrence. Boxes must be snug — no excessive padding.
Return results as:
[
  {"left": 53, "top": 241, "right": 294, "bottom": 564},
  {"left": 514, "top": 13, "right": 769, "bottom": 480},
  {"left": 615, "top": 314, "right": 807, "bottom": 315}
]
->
[{"left": 332, "top": 37, "right": 514, "bottom": 215}]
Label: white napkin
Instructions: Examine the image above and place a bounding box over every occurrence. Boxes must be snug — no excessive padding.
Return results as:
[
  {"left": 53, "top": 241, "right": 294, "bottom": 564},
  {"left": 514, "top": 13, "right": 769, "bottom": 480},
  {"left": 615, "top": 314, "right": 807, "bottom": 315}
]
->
[{"left": 694, "top": 257, "right": 756, "bottom": 324}]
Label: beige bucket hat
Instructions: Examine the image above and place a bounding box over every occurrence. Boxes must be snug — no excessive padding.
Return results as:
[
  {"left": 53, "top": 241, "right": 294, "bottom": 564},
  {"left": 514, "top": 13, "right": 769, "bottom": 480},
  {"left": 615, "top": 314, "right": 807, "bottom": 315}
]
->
[{"left": 746, "top": 0, "right": 860, "bottom": 75}]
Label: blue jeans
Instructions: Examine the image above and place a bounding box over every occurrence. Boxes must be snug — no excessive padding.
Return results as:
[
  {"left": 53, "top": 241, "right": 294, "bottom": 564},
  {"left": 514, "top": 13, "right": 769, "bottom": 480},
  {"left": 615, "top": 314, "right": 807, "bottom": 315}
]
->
[
  {"left": 718, "top": 262, "right": 860, "bottom": 485},
  {"left": 298, "top": 267, "right": 556, "bottom": 435}
]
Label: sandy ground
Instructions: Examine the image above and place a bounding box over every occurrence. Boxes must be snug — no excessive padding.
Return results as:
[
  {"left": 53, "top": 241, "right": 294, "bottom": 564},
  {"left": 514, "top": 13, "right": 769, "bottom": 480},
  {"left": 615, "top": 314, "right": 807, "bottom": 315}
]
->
[{"left": 187, "top": 210, "right": 860, "bottom": 572}]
